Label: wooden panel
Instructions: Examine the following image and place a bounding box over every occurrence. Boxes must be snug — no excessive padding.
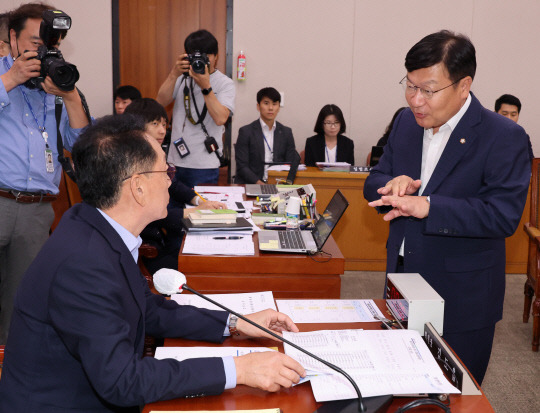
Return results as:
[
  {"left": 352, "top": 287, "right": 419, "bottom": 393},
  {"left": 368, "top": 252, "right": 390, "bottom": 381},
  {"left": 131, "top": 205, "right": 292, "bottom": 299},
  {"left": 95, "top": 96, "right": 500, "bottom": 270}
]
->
[
  {"left": 506, "top": 183, "right": 530, "bottom": 273},
  {"left": 270, "top": 167, "right": 530, "bottom": 273},
  {"left": 179, "top": 234, "right": 344, "bottom": 298},
  {"left": 269, "top": 168, "right": 389, "bottom": 271},
  {"left": 50, "top": 172, "right": 71, "bottom": 232},
  {"left": 118, "top": 0, "right": 227, "bottom": 108}
]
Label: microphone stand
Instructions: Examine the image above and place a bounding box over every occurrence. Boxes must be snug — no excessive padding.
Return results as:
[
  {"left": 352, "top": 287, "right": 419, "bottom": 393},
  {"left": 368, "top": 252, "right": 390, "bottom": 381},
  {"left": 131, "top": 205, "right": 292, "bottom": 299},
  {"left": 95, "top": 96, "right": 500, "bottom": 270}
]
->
[{"left": 181, "top": 284, "right": 393, "bottom": 413}]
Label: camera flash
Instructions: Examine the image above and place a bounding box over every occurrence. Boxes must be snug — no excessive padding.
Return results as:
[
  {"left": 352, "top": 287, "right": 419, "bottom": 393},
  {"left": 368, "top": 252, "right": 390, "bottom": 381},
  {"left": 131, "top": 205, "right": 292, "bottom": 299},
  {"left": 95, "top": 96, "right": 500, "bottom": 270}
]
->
[{"left": 52, "top": 17, "right": 71, "bottom": 30}]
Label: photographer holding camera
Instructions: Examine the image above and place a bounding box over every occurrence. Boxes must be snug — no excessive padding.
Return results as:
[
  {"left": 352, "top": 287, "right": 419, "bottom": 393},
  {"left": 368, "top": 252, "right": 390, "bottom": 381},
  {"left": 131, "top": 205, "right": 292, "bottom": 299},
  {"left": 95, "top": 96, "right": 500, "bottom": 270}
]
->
[
  {"left": 157, "top": 29, "right": 235, "bottom": 188},
  {"left": 0, "top": 2, "right": 89, "bottom": 345}
]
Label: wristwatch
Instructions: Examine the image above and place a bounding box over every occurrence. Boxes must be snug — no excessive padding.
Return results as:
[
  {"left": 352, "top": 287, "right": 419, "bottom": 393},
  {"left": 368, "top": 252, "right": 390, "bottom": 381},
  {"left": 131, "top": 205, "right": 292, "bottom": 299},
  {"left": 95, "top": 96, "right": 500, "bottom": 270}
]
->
[
  {"left": 229, "top": 314, "right": 240, "bottom": 336},
  {"left": 201, "top": 87, "right": 213, "bottom": 96}
]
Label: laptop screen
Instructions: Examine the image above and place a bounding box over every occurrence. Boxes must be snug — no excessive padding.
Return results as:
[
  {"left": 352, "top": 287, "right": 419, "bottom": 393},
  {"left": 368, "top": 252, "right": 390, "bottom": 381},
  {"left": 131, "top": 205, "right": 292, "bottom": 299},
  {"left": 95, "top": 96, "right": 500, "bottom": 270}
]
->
[{"left": 312, "top": 190, "right": 349, "bottom": 250}]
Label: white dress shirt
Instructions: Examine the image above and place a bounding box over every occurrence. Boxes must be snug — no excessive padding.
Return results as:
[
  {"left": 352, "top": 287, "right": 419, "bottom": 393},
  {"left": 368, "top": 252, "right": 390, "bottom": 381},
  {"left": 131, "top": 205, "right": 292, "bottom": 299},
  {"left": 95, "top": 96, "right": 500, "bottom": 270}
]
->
[
  {"left": 400, "top": 94, "right": 472, "bottom": 257},
  {"left": 260, "top": 118, "right": 276, "bottom": 180}
]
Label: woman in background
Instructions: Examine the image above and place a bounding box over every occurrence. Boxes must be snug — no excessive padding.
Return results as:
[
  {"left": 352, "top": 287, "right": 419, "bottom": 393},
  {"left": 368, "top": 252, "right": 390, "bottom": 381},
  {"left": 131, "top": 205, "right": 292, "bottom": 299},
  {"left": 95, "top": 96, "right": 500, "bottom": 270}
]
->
[{"left": 304, "top": 104, "right": 354, "bottom": 166}]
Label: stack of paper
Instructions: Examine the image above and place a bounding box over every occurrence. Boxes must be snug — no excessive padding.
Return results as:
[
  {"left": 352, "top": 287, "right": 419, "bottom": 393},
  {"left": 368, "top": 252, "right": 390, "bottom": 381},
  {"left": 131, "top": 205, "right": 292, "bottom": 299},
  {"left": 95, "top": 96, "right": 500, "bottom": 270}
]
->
[
  {"left": 172, "top": 291, "right": 277, "bottom": 312},
  {"left": 189, "top": 209, "right": 238, "bottom": 224},
  {"left": 181, "top": 217, "right": 254, "bottom": 232},
  {"left": 316, "top": 162, "right": 351, "bottom": 172},
  {"left": 282, "top": 329, "right": 460, "bottom": 401},
  {"left": 276, "top": 299, "right": 385, "bottom": 323},
  {"left": 182, "top": 233, "right": 255, "bottom": 255}
]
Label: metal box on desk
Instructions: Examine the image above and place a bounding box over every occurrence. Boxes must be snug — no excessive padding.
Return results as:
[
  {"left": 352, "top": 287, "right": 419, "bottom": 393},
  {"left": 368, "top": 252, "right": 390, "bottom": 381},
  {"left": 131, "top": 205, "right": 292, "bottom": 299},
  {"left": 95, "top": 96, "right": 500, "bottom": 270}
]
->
[{"left": 386, "top": 273, "right": 445, "bottom": 335}]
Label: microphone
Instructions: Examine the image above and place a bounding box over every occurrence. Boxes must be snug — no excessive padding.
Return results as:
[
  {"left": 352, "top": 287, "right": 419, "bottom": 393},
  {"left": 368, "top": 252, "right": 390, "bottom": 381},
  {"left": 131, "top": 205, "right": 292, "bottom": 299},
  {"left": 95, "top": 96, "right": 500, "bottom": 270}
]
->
[{"left": 153, "top": 269, "right": 393, "bottom": 413}]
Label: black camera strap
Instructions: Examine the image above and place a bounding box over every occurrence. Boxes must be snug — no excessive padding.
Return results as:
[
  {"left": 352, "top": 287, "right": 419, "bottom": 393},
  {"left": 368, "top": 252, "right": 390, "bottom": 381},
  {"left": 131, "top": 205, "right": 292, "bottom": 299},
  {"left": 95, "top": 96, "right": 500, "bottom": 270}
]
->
[
  {"left": 182, "top": 76, "right": 208, "bottom": 125},
  {"left": 55, "top": 87, "right": 92, "bottom": 183},
  {"left": 181, "top": 76, "right": 228, "bottom": 168}
]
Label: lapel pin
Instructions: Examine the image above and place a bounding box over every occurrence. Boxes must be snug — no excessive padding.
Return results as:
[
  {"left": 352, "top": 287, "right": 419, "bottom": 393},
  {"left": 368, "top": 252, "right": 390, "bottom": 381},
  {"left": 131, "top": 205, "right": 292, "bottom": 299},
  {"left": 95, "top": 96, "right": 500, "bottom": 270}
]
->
[{"left": 460, "top": 138, "right": 466, "bottom": 144}]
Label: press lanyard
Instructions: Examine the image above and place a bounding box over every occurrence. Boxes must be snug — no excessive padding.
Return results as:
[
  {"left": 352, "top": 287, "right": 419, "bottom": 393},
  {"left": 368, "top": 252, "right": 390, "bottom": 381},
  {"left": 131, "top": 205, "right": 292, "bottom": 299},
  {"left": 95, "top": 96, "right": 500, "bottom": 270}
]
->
[
  {"left": 263, "top": 134, "right": 273, "bottom": 154},
  {"left": 5, "top": 57, "right": 54, "bottom": 173},
  {"left": 4, "top": 58, "right": 48, "bottom": 142},
  {"left": 20, "top": 88, "right": 48, "bottom": 142},
  {"left": 325, "top": 145, "right": 337, "bottom": 163}
]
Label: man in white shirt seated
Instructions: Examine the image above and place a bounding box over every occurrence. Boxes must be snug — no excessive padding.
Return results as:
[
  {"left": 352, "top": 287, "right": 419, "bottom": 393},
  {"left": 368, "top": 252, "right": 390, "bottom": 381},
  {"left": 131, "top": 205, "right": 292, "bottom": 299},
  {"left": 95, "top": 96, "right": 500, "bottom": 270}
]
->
[{"left": 235, "top": 87, "right": 298, "bottom": 184}]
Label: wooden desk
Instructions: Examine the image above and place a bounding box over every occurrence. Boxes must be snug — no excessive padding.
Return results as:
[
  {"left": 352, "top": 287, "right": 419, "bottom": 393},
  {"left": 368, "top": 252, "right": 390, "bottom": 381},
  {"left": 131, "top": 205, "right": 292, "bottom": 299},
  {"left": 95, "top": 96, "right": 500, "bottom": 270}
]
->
[
  {"left": 269, "top": 167, "right": 530, "bottom": 273},
  {"left": 269, "top": 168, "right": 389, "bottom": 271},
  {"left": 178, "top": 233, "right": 344, "bottom": 298},
  {"left": 143, "top": 300, "right": 494, "bottom": 413}
]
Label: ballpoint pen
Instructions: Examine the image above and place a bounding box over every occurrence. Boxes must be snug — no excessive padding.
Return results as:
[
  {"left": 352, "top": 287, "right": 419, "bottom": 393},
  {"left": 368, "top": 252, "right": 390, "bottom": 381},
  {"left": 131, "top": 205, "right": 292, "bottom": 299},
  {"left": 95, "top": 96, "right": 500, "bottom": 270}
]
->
[{"left": 213, "top": 236, "right": 243, "bottom": 240}]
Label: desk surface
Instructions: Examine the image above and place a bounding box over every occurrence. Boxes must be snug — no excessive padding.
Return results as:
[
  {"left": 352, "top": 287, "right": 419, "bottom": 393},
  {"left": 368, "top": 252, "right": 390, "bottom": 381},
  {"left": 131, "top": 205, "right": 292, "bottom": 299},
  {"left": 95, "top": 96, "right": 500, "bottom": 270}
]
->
[
  {"left": 179, "top": 232, "right": 344, "bottom": 299},
  {"left": 143, "top": 300, "right": 493, "bottom": 413}
]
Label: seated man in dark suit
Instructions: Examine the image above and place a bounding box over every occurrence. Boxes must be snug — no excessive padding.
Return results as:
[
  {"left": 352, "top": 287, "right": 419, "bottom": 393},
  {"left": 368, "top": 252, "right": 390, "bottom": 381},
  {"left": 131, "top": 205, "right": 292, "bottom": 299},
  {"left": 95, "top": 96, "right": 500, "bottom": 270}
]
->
[
  {"left": 235, "top": 87, "right": 298, "bottom": 183},
  {"left": 0, "top": 115, "right": 305, "bottom": 412}
]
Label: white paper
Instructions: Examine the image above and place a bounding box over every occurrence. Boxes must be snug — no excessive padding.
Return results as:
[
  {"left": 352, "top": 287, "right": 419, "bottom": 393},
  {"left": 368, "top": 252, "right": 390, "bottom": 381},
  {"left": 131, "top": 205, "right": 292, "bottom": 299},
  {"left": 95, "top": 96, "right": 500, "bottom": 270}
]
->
[
  {"left": 194, "top": 186, "right": 246, "bottom": 194},
  {"left": 282, "top": 329, "right": 460, "bottom": 400},
  {"left": 172, "top": 291, "right": 277, "bottom": 313},
  {"left": 276, "top": 299, "right": 385, "bottom": 323},
  {"left": 315, "top": 162, "right": 351, "bottom": 167},
  {"left": 182, "top": 233, "right": 255, "bottom": 255},
  {"left": 155, "top": 346, "right": 277, "bottom": 362}
]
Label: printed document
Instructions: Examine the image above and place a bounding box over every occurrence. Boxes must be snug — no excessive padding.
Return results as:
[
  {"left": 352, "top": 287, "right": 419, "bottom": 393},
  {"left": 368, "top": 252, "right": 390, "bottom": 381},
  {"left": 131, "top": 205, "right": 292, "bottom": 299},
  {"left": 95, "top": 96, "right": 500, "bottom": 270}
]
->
[
  {"left": 182, "top": 233, "right": 255, "bottom": 255},
  {"left": 276, "top": 299, "right": 385, "bottom": 323},
  {"left": 155, "top": 346, "right": 277, "bottom": 362},
  {"left": 282, "top": 329, "right": 460, "bottom": 400},
  {"left": 172, "top": 291, "right": 277, "bottom": 312},
  {"left": 194, "top": 185, "right": 246, "bottom": 194}
]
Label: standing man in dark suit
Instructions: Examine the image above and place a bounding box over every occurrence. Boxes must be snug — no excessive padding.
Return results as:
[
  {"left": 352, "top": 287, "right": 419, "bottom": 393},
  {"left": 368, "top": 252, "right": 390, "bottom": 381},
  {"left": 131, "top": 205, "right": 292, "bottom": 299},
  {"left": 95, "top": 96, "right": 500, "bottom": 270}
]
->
[
  {"left": 0, "top": 115, "right": 305, "bottom": 412},
  {"left": 364, "top": 30, "right": 530, "bottom": 384},
  {"left": 235, "top": 87, "right": 298, "bottom": 184}
]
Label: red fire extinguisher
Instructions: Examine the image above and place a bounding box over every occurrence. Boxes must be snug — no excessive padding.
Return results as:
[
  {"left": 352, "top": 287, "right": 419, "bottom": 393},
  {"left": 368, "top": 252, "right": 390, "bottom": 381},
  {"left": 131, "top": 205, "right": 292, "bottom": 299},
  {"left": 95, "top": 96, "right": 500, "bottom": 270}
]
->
[{"left": 237, "top": 50, "right": 246, "bottom": 81}]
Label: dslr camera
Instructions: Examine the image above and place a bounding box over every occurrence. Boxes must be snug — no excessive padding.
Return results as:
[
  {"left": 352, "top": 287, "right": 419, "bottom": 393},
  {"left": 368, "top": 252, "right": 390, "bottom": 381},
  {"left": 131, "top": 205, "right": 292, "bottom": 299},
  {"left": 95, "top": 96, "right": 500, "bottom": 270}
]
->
[
  {"left": 186, "top": 51, "right": 210, "bottom": 75},
  {"left": 25, "top": 9, "right": 79, "bottom": 91}
]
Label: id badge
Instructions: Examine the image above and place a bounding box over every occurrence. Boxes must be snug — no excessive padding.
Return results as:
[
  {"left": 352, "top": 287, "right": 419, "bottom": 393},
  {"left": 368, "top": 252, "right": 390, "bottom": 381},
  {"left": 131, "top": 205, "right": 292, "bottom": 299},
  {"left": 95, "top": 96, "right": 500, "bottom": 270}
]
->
[
  {"left": 45, "top": 148, "right": 54, "bottom": 173},
  {"left": 174, "top": 137, "right": 190, "bottom": 158}
]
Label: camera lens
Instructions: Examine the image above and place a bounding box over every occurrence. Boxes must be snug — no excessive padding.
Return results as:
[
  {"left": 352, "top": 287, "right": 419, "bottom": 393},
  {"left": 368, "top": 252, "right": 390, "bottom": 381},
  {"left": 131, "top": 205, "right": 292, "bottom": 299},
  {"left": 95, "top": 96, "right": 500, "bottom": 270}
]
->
[
  {"left": 191, "top": 59, "right": 206, "bottom": 74},
  {"left": 47, "top": 61, "right": 80, "bottom": 91}
]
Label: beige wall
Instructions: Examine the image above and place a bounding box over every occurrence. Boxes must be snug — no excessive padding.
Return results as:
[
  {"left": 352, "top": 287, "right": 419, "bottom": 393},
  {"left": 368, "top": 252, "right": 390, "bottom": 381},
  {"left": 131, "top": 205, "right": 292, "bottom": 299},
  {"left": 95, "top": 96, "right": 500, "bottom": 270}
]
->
[
  {"left": 3, "top": 1, "right": 538, "bottom": 164},
  {"left": 232, "top": 0, "right": 540, "bottom": 171},
  {"left": 3, "top": 0, "right": 113, "bottom": 118}
]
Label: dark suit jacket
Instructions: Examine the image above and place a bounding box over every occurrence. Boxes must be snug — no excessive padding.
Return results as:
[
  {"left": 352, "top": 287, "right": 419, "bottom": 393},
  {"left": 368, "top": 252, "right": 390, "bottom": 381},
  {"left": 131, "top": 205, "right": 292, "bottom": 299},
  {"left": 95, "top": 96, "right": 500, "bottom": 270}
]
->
[
  {"left": 364, "top": 94, "right": 530, "bottom": 334},
  {"left": 235, "top": 120, "right": 298, "bottom": 183},
  {"left": 304, "top": 134, "right": 355, "bottom": 166},
  {"left": 0, "top": 203, "right": 229, "bottom": 412}
]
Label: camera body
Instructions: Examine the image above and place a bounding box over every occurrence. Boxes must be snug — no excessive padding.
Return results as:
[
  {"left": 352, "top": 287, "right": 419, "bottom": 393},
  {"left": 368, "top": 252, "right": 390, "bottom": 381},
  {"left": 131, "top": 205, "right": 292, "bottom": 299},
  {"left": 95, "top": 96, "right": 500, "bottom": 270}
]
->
[
  {"left": 186, "top": 51, "right": 209, "bottom": 75},
  {"left": 24, "top": 9, "right": 79, "bottom": 91}
]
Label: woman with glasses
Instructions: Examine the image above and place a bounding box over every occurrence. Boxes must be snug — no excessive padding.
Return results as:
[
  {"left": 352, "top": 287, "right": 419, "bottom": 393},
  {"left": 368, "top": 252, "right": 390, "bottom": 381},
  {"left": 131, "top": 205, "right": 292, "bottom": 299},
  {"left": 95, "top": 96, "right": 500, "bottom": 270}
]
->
[{"left": 304, "top": 104, "right": 355, "bottom": 166}]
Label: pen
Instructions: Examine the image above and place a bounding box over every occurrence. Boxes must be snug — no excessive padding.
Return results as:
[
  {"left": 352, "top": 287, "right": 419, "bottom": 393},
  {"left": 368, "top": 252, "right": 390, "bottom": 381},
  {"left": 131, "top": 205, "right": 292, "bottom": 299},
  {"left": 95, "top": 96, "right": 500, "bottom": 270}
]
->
[
  {"left": 212, "top": 236, "right": 243, "bottom": 240},
  {"left": 194, "top": 190, "right": 207, "bottom": 202}
]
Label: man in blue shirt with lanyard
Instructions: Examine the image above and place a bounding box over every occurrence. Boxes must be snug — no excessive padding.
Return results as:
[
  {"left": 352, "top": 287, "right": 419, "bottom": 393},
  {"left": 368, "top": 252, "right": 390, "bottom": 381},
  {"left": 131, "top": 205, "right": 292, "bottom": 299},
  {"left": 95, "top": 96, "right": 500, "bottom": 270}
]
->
[{"left": 0, "top": 3, "right": 89, "bottom": 345}]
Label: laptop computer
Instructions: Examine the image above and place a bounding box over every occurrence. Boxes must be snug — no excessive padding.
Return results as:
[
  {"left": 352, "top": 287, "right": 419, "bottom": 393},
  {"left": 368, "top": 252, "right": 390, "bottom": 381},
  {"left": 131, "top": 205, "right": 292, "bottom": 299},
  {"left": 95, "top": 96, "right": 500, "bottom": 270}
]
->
[
  {"left": 258, "top": 189, "right": 349, "bottom": 253},
  {"left": 245, "top": 152, "right": 301, "bottom": 197}
]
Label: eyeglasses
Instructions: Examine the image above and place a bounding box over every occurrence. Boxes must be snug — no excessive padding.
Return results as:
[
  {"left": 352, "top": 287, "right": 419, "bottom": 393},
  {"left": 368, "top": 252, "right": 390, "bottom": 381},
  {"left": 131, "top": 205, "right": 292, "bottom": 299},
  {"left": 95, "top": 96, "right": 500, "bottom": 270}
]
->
[
  {"left": 323, "top": 121, "right": 340, "bottom": 127},
  {"left": 122, "top": 162, "right": 176, "bottom": 181},
  {"left": 400, "top": 76, "right": 462, "bottom": 99}
]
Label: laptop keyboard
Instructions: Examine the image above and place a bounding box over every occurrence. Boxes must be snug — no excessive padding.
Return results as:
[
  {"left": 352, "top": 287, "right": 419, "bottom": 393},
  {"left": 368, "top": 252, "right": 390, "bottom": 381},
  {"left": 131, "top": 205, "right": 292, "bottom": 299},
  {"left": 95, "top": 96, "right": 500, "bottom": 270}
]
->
[
  {"left": 261, "top": 185, "right": 278, "bottom": 194},
  {"left": 278, "top": 230, "right": 306, "bottom": 250}
]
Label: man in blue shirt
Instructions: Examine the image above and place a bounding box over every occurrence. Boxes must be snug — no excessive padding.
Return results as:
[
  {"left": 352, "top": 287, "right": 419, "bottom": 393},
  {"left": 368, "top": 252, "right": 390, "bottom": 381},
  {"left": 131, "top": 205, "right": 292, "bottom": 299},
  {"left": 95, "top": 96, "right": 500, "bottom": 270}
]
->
[{"left": 0, "top": 3, "right": 89, "bottom": 344}]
